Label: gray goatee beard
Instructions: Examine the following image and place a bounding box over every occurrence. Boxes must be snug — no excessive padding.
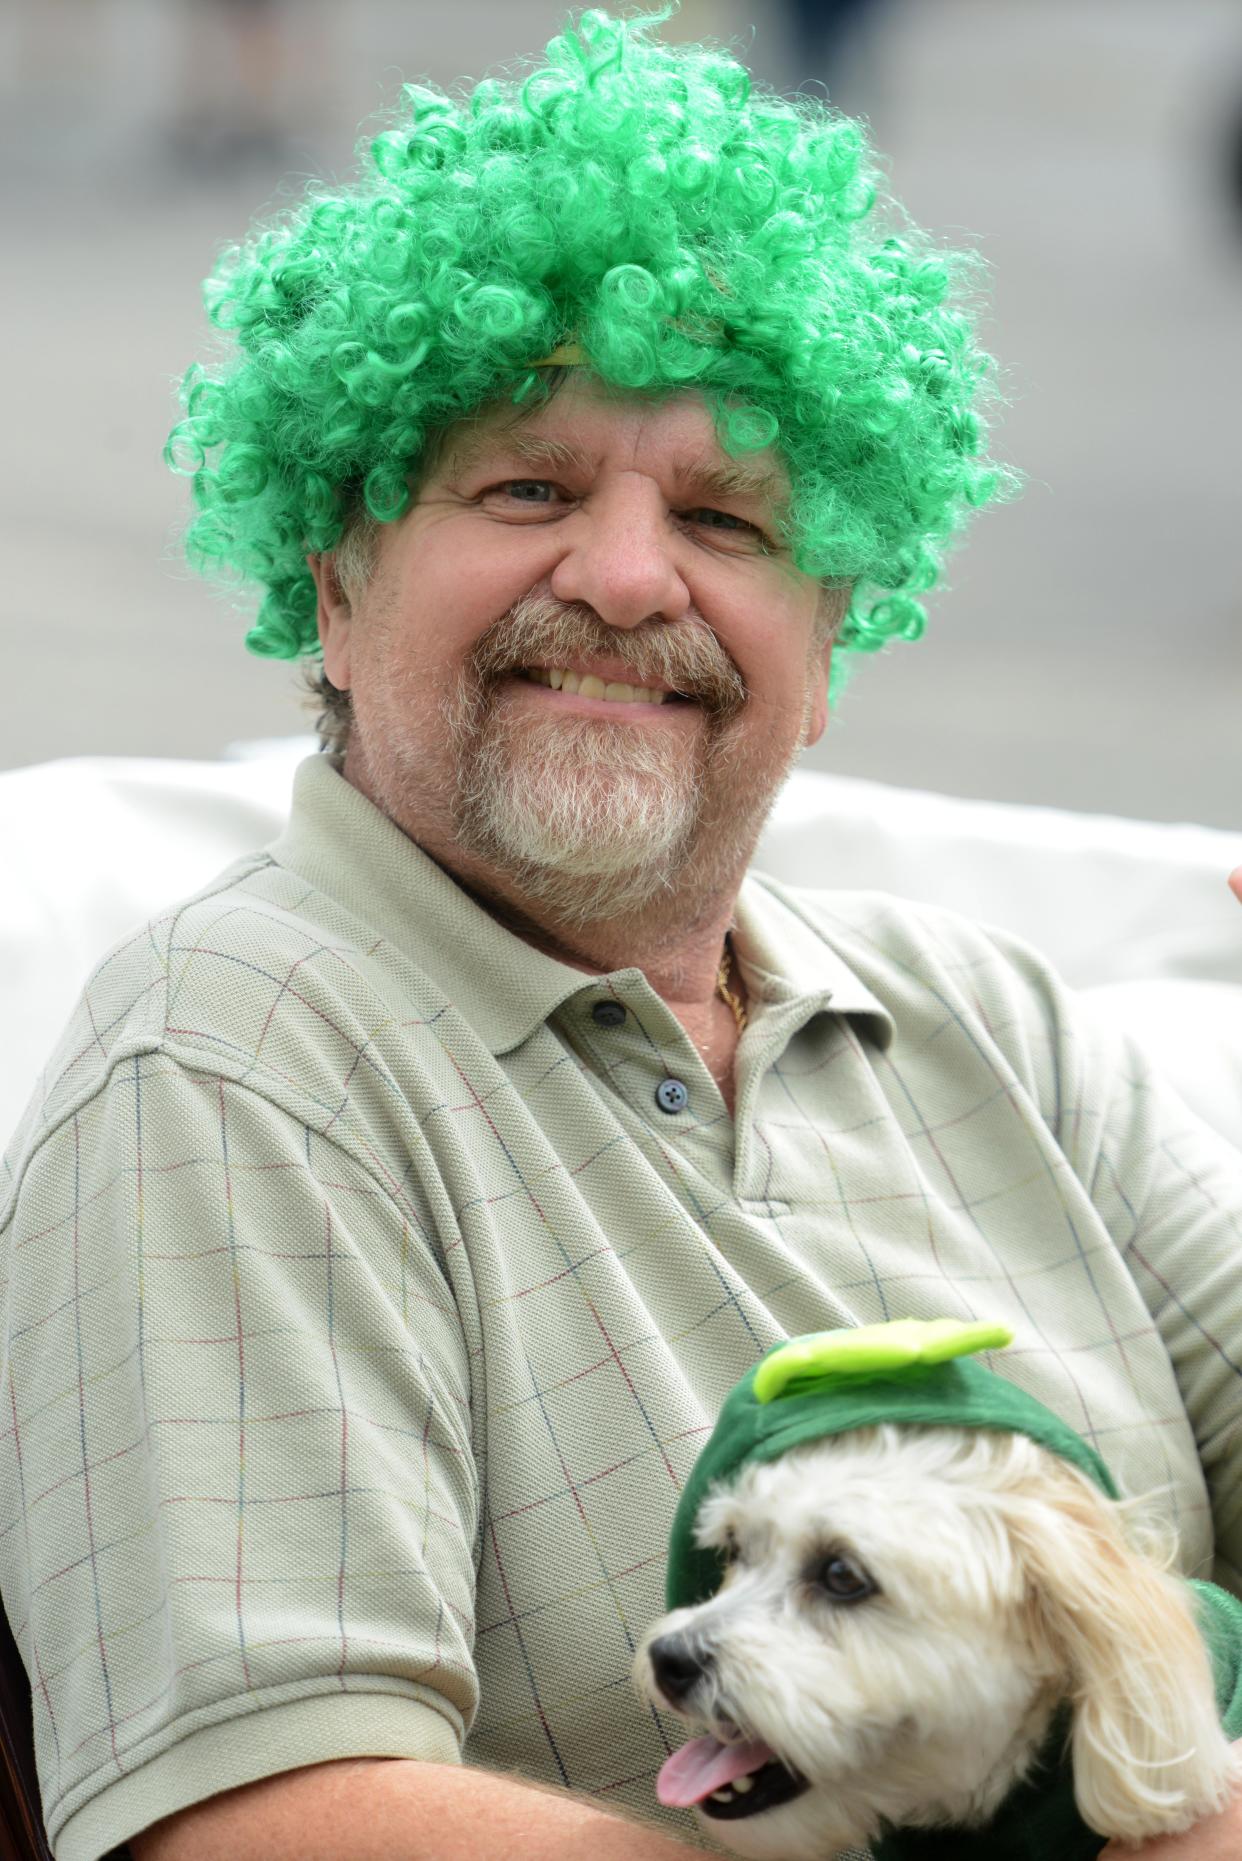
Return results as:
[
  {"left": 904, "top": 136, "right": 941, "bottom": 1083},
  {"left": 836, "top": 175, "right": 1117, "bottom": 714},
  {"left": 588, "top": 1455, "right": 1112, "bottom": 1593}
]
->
[{"left": 444, "top": 594, "right": 797, "bottom": 931}]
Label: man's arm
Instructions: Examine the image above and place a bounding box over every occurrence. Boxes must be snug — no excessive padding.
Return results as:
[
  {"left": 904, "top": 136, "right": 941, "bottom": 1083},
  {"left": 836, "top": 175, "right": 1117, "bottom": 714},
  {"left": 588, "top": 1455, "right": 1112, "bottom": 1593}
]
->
[
  {"left": 0, "top": 1054, "right": 482, "bottom": 1856},
  {"left": 974, "top": 911, "right": 1242, "bottom": 1588},
  {"left": 1100, "top": 1754, "right": 1242, "bottom": 1859},
  {"left": 1078, "top": 1017, "right": 1242, "bottom": 1586},
  {"left": 131, "top": 1757, "right": 705, "bottom": 1860}
]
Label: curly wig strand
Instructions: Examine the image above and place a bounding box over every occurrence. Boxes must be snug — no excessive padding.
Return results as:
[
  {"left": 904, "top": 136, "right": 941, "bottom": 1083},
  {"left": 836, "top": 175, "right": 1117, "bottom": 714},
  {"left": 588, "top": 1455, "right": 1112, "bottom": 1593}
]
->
[{"left": 167, "top": 4, "right": 1018, "bottom": 696}]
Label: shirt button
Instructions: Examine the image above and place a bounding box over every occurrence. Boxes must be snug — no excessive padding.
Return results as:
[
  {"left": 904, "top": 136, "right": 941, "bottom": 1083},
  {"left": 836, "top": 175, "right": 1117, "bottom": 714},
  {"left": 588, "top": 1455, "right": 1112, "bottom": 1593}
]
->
[
  {"left": 591, "top": 1000, "right": 627, "bottom": 1029},
  {"left": 655, "top": 1078, "right": 689, "bottom": 1115}
]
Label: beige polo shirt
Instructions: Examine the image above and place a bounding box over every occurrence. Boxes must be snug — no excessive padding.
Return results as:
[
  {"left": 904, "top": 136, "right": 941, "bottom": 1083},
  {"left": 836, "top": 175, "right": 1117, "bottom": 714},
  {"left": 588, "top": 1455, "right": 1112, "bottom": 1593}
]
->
[{"left": 3, "top": 752, "right": 1241, "bottom": 1861}]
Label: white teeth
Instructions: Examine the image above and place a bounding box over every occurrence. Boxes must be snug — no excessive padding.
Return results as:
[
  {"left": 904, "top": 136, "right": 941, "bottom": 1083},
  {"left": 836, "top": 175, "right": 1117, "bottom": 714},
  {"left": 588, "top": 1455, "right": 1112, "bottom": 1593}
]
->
[
  {"left": 732, "top": 1775, "right": 755, "bottom": 1794},
  {"left": 524, "top": 668, "right": 670, "bottom": 705},
  {"left": 710, "top": 1788, "right": 734, "bottom": 1803}
]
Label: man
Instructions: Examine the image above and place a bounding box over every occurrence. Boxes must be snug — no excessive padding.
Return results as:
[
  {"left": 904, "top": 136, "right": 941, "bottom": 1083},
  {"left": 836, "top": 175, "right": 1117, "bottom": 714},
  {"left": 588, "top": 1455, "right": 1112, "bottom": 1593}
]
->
[{"left": 3, "top": 11, "right": 1241, "bottom": 1860}]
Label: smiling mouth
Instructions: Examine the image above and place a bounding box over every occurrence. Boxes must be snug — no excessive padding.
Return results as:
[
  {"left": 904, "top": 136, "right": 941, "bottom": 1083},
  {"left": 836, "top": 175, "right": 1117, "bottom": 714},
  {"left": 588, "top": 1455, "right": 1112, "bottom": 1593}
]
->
[{"left": 520, "top": 667, "right": 687, "bottom": 705}]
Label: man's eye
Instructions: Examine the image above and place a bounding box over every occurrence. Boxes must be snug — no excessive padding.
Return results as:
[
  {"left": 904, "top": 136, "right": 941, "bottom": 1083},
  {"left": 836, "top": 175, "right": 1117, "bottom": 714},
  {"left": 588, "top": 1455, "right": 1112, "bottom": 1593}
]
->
[
  {"left": 683, "top": 509, "right": 770, "bottom": 549},
  {"left": 688, "top": 508, "right": 749, "bottom": 531},
  {"left": 494, "top": 479, "right": 559, "bottom": 504}
]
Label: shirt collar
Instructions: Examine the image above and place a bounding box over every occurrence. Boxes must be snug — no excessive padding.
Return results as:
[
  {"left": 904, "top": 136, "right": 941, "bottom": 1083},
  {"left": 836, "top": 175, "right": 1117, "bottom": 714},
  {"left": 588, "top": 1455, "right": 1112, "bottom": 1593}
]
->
[
  {"left": 733, "top": 874, "right": 894, "bottom": 1050},
  {"left": 268, "top": 754, "right": 894, "bottom": 1055}
]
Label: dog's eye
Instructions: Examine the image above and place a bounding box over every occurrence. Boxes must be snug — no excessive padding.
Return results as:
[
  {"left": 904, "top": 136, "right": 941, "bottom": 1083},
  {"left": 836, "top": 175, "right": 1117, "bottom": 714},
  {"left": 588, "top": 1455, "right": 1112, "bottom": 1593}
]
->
[{"left": 811, "top": 1552, "right": 876, "bottom": 1603}]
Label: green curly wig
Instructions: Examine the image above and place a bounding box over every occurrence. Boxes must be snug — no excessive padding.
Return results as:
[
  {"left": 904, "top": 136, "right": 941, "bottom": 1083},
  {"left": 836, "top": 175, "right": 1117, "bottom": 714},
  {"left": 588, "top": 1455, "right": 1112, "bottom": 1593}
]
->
[{"left": 167, "top": 4, "right": 1018, "bottom": 697}]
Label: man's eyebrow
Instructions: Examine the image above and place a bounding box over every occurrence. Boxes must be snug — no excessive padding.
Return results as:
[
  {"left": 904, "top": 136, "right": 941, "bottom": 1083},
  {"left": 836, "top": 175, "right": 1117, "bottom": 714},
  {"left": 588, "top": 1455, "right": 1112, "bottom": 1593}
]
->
[
  {"left": 443, "top": 430, "right": 591, "bottom": 480},
  {"left": 441, "top": 429, "right": 785, "bottom": 507},
  {"left": 669, "top": 456, "right": 786, "bottom": 507}
]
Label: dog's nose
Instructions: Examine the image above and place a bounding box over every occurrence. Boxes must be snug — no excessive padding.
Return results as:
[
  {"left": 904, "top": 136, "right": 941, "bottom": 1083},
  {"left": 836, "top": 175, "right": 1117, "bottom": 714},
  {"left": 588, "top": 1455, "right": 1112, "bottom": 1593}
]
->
[{"left": 649, "top": 1634, "right": 713, "bottom": 1704}]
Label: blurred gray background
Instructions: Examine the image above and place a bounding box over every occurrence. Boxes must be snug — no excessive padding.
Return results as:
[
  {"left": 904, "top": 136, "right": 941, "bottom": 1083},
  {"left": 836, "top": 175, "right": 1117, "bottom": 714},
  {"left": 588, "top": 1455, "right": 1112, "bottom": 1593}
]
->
[{"left": 3, "top": 0, "right": 1240, "bottom": 825}]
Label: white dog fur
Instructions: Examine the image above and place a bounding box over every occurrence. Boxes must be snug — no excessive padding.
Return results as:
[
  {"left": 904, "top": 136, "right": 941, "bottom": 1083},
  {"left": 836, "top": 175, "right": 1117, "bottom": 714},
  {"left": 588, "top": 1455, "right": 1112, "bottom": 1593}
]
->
[{"left": 634, "top": 1424, "right": 1242, "bottom": 1858}]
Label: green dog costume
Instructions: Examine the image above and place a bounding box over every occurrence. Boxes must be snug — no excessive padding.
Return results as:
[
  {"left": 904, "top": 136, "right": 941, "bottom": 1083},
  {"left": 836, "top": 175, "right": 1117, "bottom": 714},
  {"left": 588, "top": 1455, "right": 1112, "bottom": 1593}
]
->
[{"left": 663, "top": 1320, "right": 1242, "bottom": 1861}]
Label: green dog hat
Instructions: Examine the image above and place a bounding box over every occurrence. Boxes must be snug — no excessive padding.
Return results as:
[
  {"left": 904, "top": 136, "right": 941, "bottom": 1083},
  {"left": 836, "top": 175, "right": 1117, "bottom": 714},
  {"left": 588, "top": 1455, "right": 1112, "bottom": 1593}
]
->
[{"left": 666, "top": 1318, "right": 1119, "bottom": 1612}]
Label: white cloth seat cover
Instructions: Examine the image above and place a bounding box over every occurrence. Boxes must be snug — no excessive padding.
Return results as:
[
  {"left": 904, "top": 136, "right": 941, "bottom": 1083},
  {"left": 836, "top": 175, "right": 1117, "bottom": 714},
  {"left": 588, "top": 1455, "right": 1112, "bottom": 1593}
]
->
[{"left": 4, "top": 742, "right": 1241, "bottom": 1151}]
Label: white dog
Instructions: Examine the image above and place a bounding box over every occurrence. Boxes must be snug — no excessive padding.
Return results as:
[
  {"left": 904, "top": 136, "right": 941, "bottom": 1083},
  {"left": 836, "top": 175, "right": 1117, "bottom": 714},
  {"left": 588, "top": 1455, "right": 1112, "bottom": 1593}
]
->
[{"left": 635, "top": 1422, "right": 1242, "bottom": 1859}]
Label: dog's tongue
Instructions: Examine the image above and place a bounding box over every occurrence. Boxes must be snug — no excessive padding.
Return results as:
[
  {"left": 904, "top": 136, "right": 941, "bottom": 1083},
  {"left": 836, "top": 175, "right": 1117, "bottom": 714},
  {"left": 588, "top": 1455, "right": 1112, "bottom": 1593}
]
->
[{"left": 656, "top": 1735, "right": 775, "bottom": 1808}]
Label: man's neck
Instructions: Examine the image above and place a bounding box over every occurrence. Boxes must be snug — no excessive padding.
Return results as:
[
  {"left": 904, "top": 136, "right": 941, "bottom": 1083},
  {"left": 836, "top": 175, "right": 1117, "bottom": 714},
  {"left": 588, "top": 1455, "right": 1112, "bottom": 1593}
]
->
[
  {"left": 341, "top": 751, "right": 750, "bottom": 1003},
  {"left": 340, "top": 752, "right": 753, "bottom": 1106},
  {"left": 453, "top": 859, "right": 741, "bottom": 1002},
  {"left": 450, "top": 863, "right": 750, "bottom": 1114}
]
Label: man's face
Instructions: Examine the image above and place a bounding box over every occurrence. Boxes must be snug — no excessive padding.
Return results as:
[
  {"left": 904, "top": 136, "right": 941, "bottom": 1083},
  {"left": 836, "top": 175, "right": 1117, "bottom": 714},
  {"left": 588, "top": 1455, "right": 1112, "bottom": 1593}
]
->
[{"left": 313, "top": 375, "right": 838, "bottom": 925}]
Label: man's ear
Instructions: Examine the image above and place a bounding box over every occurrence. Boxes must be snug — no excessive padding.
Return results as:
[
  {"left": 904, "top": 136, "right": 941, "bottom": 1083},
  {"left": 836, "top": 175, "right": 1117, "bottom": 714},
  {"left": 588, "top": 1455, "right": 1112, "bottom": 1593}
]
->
[
  {"left": 308, "top": 552, "right": 354, "bottom": 690},
  {"left": 803, "top": 583, "right": 848, "bottom": 748},
  {"left": 803, "top": 640, "right": 832, "bottom": 748}
]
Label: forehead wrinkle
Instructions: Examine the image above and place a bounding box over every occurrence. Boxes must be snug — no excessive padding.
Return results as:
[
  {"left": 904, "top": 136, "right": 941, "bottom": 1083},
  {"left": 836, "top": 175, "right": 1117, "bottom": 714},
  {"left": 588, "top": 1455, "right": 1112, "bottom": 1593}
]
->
[{"left": 444, "top": 426, "right": 784, "bottom": 511}]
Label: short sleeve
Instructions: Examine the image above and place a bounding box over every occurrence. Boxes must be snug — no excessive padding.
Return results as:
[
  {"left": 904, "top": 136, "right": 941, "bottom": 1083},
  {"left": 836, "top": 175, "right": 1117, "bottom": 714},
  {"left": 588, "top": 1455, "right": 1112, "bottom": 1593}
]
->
[
  {"left": 0, "top": 1050, "right": 479, "bottom": 1860},
  {"left": 1066, "top": 1010, "right": 1242, "bottom": 1591},
  {"left": 974, "top": 920, "right": 1242, "bottom": 1594}
]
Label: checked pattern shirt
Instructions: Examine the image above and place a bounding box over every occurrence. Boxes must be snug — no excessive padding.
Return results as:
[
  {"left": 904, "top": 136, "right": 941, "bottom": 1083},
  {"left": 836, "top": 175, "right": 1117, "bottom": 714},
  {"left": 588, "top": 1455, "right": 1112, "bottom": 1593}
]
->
[{"left": 3, "top": 752, "right": 1242, "bottom": 1860}]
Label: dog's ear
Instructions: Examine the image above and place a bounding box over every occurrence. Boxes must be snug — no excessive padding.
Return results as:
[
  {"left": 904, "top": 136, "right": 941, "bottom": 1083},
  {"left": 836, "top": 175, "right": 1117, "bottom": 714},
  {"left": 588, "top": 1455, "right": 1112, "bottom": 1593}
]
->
[{"left": 1004, "top": 1456, "right": 1237, "bottom": 1843}]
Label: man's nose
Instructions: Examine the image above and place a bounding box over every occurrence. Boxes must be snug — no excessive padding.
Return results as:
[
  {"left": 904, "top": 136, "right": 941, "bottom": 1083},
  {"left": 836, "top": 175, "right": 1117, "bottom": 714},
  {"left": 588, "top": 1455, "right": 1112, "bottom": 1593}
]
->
[
  {"left": 548, "top": 482, "right": 692, "bottom": 630},
  {"left": 648, "top": 1633, "right": 714, "bottom": 1704}
]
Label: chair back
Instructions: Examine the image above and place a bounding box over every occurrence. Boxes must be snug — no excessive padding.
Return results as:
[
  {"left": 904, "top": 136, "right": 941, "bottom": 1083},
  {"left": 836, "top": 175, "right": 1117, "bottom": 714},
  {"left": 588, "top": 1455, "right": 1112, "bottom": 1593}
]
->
[{"left": 0, "top": 1606, "right": 52, "bottom": 1860}]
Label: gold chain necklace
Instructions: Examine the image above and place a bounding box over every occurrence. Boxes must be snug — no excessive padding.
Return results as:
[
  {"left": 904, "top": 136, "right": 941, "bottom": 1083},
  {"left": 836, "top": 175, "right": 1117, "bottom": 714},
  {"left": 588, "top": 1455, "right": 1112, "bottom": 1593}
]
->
[{"left": 716, "top": 938, "right": 748, "bottom": 1035}]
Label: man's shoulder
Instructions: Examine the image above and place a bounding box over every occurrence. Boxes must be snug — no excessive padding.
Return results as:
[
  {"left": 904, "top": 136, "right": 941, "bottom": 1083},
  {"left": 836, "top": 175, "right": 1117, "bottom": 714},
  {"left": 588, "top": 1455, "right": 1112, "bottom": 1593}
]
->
[
  {"left": 747, "top": 872, "right": 1074, "bottom": 1054},
  {"left": 3, "top": 849, "right": 426, "bottom": 1190},
  {"left": 751, "top": 871, "right": 1057, "bottom": 982}
]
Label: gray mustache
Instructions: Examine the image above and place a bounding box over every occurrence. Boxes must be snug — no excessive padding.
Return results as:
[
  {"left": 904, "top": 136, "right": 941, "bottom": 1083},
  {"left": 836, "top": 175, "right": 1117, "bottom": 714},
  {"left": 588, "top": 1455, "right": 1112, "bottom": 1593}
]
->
[{"left": 469, "top": 595, "right": 749, "bottom": 720}]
